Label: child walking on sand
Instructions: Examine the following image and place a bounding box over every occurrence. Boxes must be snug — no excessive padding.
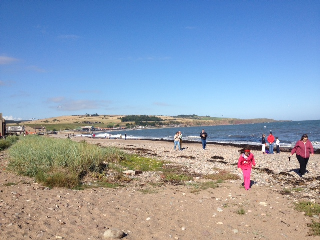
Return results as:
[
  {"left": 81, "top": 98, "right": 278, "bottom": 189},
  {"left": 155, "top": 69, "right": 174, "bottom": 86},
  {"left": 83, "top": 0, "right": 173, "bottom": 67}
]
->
[{"left": 238, "top": 148, "right": 256, "bottom": 190}]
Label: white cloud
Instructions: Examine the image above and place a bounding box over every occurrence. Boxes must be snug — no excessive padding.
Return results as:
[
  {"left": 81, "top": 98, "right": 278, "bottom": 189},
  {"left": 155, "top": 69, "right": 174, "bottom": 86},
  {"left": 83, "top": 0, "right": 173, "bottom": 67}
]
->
[
  {"left": 48, "top": 97, "right": 65, "bottom": 103},
  {"left": 0, "top": 56, "right": 19, "bottom": 65},
  {"left": 3, "top": 116, "right": 22, "bottom": 121}
]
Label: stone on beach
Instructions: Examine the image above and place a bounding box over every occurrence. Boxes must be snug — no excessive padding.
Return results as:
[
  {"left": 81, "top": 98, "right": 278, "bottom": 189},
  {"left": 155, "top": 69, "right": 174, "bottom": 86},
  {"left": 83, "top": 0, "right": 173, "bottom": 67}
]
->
[{"left": 103, "top": 228, "right": 126, "bottom": 239}]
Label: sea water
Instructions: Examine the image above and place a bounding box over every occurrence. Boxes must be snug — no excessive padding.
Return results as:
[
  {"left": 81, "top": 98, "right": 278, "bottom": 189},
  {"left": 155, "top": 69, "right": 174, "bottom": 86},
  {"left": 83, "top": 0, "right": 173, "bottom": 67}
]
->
[{"left": 97, "top": 120, "right": 320, "bottom": 149}]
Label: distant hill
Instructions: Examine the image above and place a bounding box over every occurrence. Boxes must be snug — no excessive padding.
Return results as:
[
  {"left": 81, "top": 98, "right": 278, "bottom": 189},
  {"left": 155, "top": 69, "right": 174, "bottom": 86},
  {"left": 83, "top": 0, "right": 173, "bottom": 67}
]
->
[{"left": 9, "top": 114, "right": 285, "bottom": 131}]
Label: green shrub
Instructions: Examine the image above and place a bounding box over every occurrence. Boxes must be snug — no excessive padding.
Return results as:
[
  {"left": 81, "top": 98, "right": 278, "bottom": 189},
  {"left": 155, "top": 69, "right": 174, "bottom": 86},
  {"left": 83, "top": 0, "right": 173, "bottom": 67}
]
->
[
  {"left": 0, "top": 135, "right": 19, "bottom": 151},
  {"left": 35, "top": 170, "right": 80, "bottom": 189},
  {"left": 308, "top": 221, "right": 320, "bottom": 236},
  {"left": 0, "top": 140, "right": 11, "bottom": 151}
]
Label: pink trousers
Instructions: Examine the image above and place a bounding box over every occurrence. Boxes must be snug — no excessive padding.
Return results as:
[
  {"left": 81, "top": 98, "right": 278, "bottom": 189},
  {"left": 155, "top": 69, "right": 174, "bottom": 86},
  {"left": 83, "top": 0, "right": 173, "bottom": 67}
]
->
[{"left": 242, "top": 168, "right": 252, "bottom": 190}]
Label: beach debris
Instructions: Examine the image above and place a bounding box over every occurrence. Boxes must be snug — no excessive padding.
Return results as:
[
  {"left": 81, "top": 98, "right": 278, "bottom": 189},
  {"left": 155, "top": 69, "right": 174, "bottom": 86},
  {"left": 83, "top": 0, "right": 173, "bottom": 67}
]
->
[
  {"left": 123, "top": 170, "right": 135, "bottom": 175},
  {"left": 122, "top": 170, "right": 143, "bottom": 175},
  {"left": 103, "top": 228, "right": 126, "bottom": 239},
  {"left": 259, "top": 202, "right": 268, "bottom": 206}
]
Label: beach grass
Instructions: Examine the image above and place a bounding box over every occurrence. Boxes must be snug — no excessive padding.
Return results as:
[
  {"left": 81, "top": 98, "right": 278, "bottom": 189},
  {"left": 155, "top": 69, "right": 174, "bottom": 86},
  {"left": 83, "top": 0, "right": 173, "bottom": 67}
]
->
[
  {"left": 294, "top": 201, "right": 320, "bottom": 236},
  {"left": 308, "top": 221, "right": 320, "bottom": 236},
  {"left": 7, "top": 135, "right": 164, "bottom": 189},
  {"left": 237, "top": 207, "right": 246, "bottom": 215},
  {"left": 7, "top": 135, "right": 242, "bottom": 192},
  {"left": 205, "top": 169, "right": 240, "bottom": 181},
  {"left": 294, "top": 201, "right": 320, "bottom": 217},
  {"left": 189, "top": 181, "right": 220, "bottom": 193},
  {"left": 161, "top": 164, "right": 194, "bottom": 184},
  {"left": 8, "top": 136, "right": 109, "bottom": 188}
]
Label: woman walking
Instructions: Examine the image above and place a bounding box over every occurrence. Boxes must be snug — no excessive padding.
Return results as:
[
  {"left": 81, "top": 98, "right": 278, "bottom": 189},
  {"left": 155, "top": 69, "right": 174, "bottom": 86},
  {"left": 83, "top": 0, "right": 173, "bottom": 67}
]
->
[
  {"left": 238, "top": 148, "right": 256, "bottom": 190},
  {"left": 290, "top": 134, "right": 314, "bottom": 176}
]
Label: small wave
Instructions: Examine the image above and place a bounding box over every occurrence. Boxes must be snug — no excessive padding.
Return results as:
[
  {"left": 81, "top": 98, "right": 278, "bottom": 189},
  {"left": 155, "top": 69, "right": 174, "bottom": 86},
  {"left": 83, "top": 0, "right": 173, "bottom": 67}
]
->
[{"left": 187, "top": 136, "right": 201, "bottom": 139}]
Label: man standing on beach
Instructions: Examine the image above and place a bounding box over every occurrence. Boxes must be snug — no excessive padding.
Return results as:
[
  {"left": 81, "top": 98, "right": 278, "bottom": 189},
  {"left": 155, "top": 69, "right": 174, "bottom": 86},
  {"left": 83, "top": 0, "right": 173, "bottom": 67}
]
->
[
  {"left": 200, "top": 129, "right": 208, "bottom": 150},
  {"left": 267, "top": 132, "right": 275, "bottom": 154}
]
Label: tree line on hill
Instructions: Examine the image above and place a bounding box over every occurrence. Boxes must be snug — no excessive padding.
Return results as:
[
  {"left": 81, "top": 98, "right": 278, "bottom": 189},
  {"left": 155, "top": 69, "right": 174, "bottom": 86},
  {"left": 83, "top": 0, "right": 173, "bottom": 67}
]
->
[{"left": 121, "top": 115, "right": 164, "bottom": 127}]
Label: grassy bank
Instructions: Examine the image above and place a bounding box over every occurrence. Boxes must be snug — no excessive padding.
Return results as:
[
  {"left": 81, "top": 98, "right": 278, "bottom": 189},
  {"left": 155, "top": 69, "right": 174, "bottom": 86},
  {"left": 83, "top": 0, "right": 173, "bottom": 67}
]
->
[
  {"left": 6, "top": 135, "right": 240, "bottom": 191},
  {"left": 7, "top": 136, "right": 164, "bottom": 188}
]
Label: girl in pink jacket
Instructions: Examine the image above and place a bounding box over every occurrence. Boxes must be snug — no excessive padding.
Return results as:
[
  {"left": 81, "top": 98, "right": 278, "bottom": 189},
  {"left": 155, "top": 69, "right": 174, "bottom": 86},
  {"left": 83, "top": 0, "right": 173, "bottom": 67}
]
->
[
  {"left": 290, "top": 134, "right": 314, "bottom": 176},
  {"left": 238, "top": 148, "right": 256, "bottom": 190}
]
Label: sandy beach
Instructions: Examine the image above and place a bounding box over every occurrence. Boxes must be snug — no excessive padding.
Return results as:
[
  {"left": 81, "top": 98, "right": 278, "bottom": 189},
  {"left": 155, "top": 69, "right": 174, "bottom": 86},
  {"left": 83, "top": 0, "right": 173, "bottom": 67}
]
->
[{"left": 1, "top": 135, "right": 320, "bottom": 240}]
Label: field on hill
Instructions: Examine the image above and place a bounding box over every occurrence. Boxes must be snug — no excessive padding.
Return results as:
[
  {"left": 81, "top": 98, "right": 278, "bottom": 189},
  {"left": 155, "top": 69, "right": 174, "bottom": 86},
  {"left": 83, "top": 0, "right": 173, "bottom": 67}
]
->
[{"left": 10, "top": 115, "right": 279, "bottom": 131}]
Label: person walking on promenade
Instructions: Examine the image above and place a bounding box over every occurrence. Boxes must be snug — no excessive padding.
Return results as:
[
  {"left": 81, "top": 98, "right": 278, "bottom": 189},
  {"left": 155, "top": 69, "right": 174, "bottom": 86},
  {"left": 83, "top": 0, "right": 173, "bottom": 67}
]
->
[
  {"left": 238, "top": 147, "right": 256, "bottom": 190},
  {"left": 200, "top": 129, "right": 208, "bottom": 150},
  {"left": 174, "top": 132, "right": 181, "bottom": 150},
  {"left": 290, "top": 134, "right": 314, "bottom": 177},
  {"left": 276, "top": 137, "right": 280, "bottom": 153},
  {"left": 261, "top": 134, "right": 266, "bottom": 154},
  {"left": 267, "top": 132, "right": 275, "bottom": 154},
  {"left": 178, "top": 131, "right": 183, "bottom": 149}
]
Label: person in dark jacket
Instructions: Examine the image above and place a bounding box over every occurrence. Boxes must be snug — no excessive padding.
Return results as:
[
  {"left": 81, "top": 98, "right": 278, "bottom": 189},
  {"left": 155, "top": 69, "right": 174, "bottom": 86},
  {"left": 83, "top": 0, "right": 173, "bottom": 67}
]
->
[
  {"left": 290, "top": 134, "right": 314, "bottom": 176},
  {"left": 200, "top": 129, "right": 208, "bottom": 150}
]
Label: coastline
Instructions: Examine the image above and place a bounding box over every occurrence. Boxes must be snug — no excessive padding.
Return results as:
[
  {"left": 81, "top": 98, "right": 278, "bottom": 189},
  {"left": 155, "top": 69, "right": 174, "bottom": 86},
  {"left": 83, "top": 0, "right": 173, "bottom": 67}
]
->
[
  {"left": 1, "top": 135, "right": 320, "bottom": 239},
  {"left": 76, "top": 134, "right": 320, "bottom": 153}
]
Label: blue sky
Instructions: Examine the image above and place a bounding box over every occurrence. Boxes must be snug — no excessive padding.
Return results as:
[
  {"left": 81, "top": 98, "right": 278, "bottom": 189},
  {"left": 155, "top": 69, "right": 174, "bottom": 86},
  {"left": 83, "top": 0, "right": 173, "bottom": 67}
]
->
[{"left": 1, "top": 0, "right": 319, "bottom": 121}]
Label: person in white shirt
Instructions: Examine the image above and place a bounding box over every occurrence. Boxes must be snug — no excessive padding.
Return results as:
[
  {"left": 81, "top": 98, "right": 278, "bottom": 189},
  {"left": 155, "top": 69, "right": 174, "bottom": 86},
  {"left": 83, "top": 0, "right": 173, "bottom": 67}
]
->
[{"left": 276, "top": 137, "right": 280, "bottom": 154}]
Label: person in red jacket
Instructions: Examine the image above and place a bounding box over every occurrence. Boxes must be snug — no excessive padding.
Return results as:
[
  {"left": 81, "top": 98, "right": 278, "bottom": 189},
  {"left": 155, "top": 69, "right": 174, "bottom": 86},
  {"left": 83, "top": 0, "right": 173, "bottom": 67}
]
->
[
  {"left": 238, "top": 147, "right": 256, "bottom": 190},
  {"left": 267, "top": 132, "right": 275, "bottom": 154},
  {"left": 290, "top": 134, "right": 314, "bottom": 176}
]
